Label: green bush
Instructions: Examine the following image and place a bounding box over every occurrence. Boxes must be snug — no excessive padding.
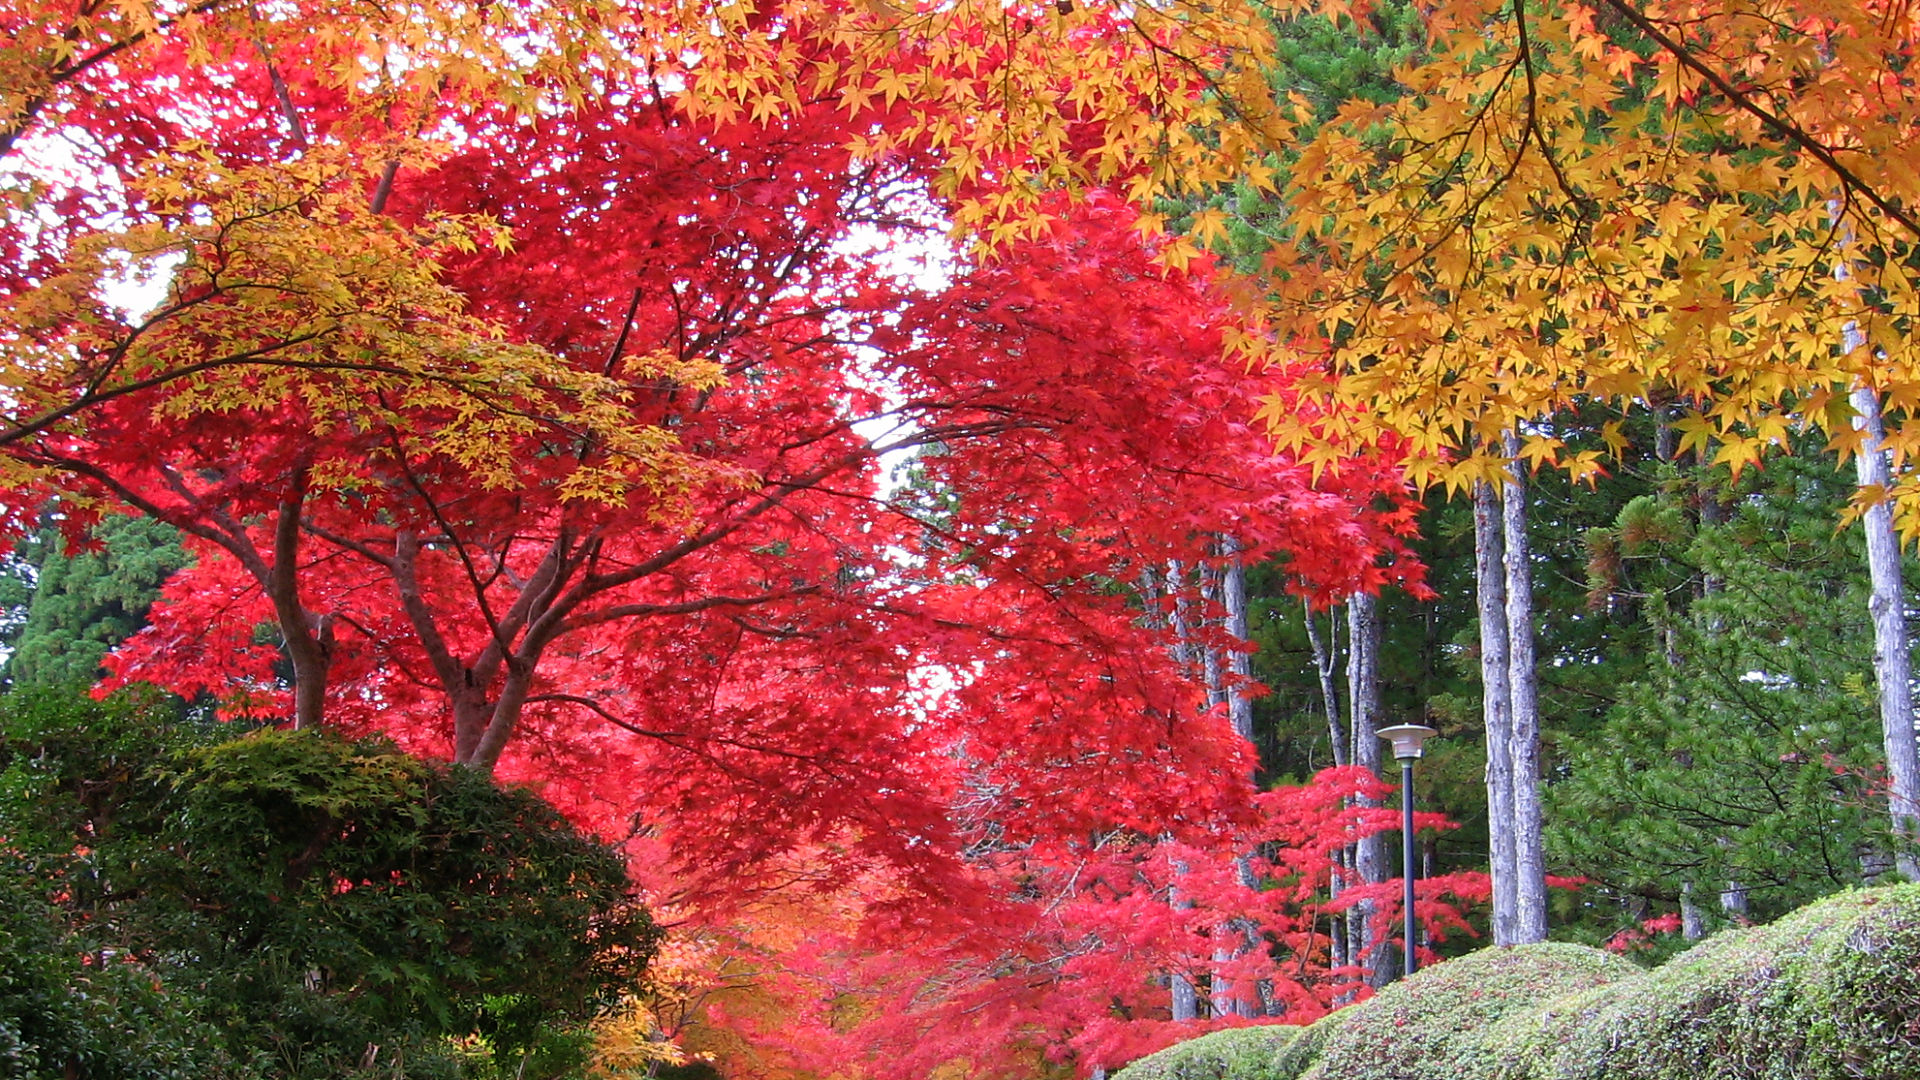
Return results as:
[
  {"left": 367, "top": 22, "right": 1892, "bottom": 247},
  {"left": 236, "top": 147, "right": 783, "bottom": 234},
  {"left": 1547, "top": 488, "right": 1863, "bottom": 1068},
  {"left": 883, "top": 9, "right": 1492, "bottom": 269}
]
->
[
  {"left": 0, "top": 689, "right": 659, "bottom": 1079},
  {"left": 1113, "top": 1024, "right": 1303, "bottom": 1080},
  {"left": 1486, "top": 886, "right": 1920, "bottom": 1080},
  {"left": 1297, "top": 943, "right": 1636, "bottom": 1080},
  {"left": 0, "top": 856, "right": 243, "bottom": 1080},
  {"left": 1129, "top": 886, "right": 1920, "bottom": 1080},
  {"left": 1264, "top": 1011, "right": 1342, "bottom": 1080}
]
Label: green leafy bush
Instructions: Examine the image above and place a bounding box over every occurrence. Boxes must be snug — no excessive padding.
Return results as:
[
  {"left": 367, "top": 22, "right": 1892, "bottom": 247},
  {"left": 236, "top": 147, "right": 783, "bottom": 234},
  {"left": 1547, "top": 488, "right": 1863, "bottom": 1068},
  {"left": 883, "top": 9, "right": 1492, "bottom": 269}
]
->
[
  {"left": 0, "top": 689, "right": 658, "bottom": 1079},
  {"left": 1126, "top": 886, "right": 1920, "bottom": 1080},
  {"left": 1113, "top": 1025, "right": 1302, "bottom": 1080},
  {"left": 0, "top": 857, "right": 241, "bottom": 1080},
  {"left": 1486, "top": 887, "right": 1920, "bottom": 1080},
  {"left": 1297, "top": 944, "right": 1636, "bottom": 1080}
]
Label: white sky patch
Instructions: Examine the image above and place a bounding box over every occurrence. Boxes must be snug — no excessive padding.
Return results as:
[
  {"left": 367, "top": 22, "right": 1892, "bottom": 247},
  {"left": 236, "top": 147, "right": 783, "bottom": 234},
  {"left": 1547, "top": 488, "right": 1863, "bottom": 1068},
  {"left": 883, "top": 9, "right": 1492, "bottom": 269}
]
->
[
  {"left": 1740, "top": 669, "right": 1795, "bottom": 690},
  {"left": 837, "top": 219, "right": 958, "bottom": 500}
]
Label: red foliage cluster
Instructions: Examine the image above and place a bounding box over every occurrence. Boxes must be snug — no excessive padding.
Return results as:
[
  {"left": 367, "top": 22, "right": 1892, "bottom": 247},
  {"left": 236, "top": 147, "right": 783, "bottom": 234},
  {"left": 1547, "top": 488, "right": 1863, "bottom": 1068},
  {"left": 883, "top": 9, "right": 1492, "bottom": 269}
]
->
[
  {"left": 9, "top": 23, "right": 1441, "bottom": 1075},
  {"left": 681, "top": 767, "right": 1487, "bottom": 1077}
]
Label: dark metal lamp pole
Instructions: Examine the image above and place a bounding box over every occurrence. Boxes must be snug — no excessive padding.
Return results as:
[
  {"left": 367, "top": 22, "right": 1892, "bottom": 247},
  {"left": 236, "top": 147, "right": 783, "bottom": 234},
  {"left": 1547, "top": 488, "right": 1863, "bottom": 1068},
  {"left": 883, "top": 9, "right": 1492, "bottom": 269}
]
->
[{"left": 1377, "top": 723, "right": 1438, "bottom": 979}]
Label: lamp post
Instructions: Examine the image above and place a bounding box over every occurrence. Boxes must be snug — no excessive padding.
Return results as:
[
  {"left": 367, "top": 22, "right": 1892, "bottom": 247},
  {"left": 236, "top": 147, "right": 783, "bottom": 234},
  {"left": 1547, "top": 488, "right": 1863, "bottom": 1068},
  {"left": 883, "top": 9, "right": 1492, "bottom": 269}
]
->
[{"left": 1377, "top": 723, "right": 1438, "bottom": 978}]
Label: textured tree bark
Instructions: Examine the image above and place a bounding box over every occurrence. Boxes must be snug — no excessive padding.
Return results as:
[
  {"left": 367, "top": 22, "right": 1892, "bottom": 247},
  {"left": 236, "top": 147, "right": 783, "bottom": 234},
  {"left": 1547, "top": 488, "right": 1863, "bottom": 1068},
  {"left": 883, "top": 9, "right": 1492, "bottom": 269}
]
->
[
  {"left": 1209, "top": 544, "right": 1259, "bottom": 1017},
  {"left": 267, "top": 468, "right": 333, "bottom": 731},
  {"left": 1851, "top": 385, "right": 1920, "bottom": 880},
  {"left": 1347, "top": 592, "right": 1390, "bottom": 985},
  {"left": 1680, "top": 884, "right": 1706, "bottom": 941},
  {"left": 1502, "top": 435, "right": 1549, "bottom": 943},
  {"left": 1169, "top": 963, "right": 1199, "bottom": 1023},
  {"left": 1474, "top": 479, "right": 1519, "bottom": 945},
  {"left": 1304, "top": 602, "right": 1348, "bottom": 767},
  {"left": 1222, "top": 549, "right": 1254, "bottom": 744},
  {"left": 1304, "top": 600, "right": 1352, "bottom": 978},
  {"left": 1153, "top": 562, "right": 1203, "bottom": 1023}
]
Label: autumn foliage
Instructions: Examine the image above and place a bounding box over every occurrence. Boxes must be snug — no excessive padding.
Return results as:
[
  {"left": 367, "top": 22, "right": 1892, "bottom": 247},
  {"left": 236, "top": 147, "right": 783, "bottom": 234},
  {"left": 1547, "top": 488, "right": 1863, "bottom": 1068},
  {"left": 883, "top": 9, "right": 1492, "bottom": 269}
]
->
[
  {"left": 0, "top": 0, "right": 1478, "bottom": 1075},
  {"left": 690, "top": 767, "right": 1487, "bottom": 1078}
]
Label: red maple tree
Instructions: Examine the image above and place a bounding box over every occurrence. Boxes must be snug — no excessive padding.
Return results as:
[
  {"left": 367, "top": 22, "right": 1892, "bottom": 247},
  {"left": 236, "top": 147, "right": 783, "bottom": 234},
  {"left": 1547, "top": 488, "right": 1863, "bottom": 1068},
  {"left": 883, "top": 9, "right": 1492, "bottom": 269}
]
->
[{"left": 10, "top": 29, "right": 1439, "bottom": 1074}]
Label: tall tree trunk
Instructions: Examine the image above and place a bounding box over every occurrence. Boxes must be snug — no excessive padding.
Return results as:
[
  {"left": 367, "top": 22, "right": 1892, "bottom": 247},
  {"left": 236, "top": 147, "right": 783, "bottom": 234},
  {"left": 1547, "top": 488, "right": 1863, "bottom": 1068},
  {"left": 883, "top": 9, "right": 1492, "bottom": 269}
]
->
[
  {"left": 1221, "top": 549, "right": 1254, "bottom": 745},
  {"left": 1474, "top": 479, "right": 1520, "bottom": 945},
  {"left": 1347, "top": 592, "right": 1390, "bottom": 985},
  {"left": 1213, "top": 545, "right": 1259, "bottom": 1017},
  {"left": 1680, "top": 884, "right": 1706, "bottom": 941},
  {"left": 1304, "top": 601, "right": 1348, "bottom": 767},
  {"left": 1162, "top": 560, "right": 1201, "bottom": 1022},
  {"left": 1303, "top": 599, "right": 1350, "bottom": 979},
  {"left": 1720, "top": 879, "right": 1750, "bottom": 920},
  {"left": 1502, "top": 434, "right": 1549, "bottom": 943},
  {"left": 1852, "top": 386, "right": 1920, "bottom": 881}
]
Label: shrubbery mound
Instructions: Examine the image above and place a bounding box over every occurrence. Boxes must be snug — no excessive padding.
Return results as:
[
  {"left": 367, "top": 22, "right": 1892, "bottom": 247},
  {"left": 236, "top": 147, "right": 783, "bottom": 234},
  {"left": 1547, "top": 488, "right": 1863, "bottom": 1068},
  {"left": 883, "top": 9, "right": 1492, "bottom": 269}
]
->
[
  {"left": 1298, "top": 943, "right": 1636, "bottom": 1080},
  {"left": 1113, "top": 1025, "right": 1301, "bottom": 1080},
  {"left": 1116, "top": 884, "right": 1920, "bottom": 1080},
  {"left": 1485, "top": 886, "right": 1920, "bottom": 1080}
]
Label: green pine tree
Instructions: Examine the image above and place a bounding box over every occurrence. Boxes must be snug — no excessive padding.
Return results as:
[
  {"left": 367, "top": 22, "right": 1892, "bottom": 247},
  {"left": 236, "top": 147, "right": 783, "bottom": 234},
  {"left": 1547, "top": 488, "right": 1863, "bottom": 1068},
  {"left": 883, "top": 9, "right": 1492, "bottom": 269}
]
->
[{"left": 1, "top": 514, "right": 189, "bottom": 689}]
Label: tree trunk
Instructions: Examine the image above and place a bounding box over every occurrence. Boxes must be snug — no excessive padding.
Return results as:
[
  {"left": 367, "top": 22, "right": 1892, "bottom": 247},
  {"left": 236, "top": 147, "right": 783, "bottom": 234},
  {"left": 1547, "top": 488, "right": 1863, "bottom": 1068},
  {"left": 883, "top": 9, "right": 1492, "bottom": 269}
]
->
[
  {"left": 1474, "top": 479, "right": 1520, "bottom": 945},
  {"left": 1169, "top": 966, "right": 1199, "bottom": 1024},
  {"left": 1720, "top": 880, "right": 1750, "bottom": 920},
  {"left": 1304, "top": 601, "right": 1348, "bottom": 767},
  {"left": 1221, "top": 548, "right": 1254, "bottom": 744},
  {"left": 1347, "top": 592, "right": 1390, "bottom": 985},
  {"left": 1208, "top": 545, "right": 1258, "bottom": 1017},
  {"left": 1304, "top": 599, "right": 1351, "bottom": 982},
  {"left": 1502, "top": 434, "right": 1549, "bottom": 943},
  {"left": 1680, "top": 884, "right": 1706, "bottom": 941},
  {"left": 1161, "top": 560, "right": 1202, "bottom": 1023},
  {"left": 266, "top": 469, "right": 332, "bottom": 730},
  {"left": 1852, "top": 385, "right": 1920, "bottom": 881}
]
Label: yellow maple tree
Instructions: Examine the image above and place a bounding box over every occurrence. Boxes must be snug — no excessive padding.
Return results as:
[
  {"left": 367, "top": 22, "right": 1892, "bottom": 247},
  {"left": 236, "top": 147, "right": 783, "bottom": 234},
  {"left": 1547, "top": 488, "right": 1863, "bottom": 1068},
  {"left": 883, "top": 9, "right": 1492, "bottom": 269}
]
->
[
  {"left": 1, "top": 0, "right": 734, "bottom": 501},
  {"left": 1228, "top": 0, "right": 1920, "bottom": 510}
]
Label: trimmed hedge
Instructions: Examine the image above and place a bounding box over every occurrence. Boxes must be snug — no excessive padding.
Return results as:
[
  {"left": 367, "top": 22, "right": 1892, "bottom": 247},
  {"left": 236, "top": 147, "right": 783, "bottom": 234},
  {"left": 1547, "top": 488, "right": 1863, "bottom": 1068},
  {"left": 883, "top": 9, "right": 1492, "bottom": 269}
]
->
[
  {"left": 1115, "top": 1026, "right": 1302, "bottom": 1080},
  {"left": 1300, "top": 944, "right": 1637, "bottom": 1080},
  {"left": 1485, "top": 886, "right": 1920, "bottom": 1080},
  {"left": 1113, "top": 885, "right": 1920, "bottom": 1080}
]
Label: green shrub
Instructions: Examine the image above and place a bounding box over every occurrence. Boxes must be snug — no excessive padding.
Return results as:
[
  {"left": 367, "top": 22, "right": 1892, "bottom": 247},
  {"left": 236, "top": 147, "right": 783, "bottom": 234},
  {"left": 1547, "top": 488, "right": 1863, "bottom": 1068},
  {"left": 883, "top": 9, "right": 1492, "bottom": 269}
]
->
[
  {"left": 1298, "top": 943, "right": 1637, "bottom": 1080},
  {"left": 1265, "top": 1010, "right": 1343, "bottom": 1080},
  {"left": 1485, "top": 886, "right": 1920, "bottom": 1080},
  {"left": 0, "top": 690, "right": 659, "bottom": 1079},
  {"left": 0, "top": 856, "right": 242, "bottom": 1080},
  {"left": 1113, "top": 1024, "right": 1303, "bottom": 1080},
  {"left": 1104, "top": 887, "right": 1920, "bottom": 1080}
]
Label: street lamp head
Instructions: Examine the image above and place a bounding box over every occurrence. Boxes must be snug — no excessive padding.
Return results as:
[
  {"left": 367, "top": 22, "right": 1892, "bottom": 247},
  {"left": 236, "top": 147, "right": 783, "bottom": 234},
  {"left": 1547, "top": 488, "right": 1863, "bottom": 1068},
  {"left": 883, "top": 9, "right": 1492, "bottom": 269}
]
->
[{"left": 1377, "top": 723, "right": 1439, "bottom": 761}]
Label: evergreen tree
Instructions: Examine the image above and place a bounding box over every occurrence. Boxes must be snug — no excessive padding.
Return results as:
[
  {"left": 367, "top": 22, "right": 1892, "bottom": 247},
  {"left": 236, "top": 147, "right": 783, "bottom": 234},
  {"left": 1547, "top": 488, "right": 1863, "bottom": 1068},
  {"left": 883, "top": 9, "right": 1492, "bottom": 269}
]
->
[
  {"left": 1550, "top": 455, "right": 1900, "bottom": 932},
  {"left": 0, "top": 514, "right": 188, "bottom": 688}
]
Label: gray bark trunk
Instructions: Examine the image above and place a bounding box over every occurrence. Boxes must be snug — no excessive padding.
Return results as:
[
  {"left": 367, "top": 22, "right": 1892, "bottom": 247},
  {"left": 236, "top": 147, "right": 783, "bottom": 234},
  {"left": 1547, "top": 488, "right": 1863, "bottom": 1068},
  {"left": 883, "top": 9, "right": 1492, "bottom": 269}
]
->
[
  {"left": 1502, "top": 435, "right": 1549, "bottom": 943},
  {"left": 1852, "top": 386, "right": 1920, "bottom": 881},
  {"left": 1475, "top": 479, "right": 1520, "bottom": 945},
  {"left": 1680, "top": 884, "right": 1706, "bottom": 941},
  {"left": 1208, "top": 543, "right": 1257, "bottom": 1017},
  {"left": 1221, "top": 548, "right": 1254, "bottom": 743},
  {"left": 1162, "top": 561, "right": 1202, "bottom": 1023},
  {"left": 1170, "top": 968, "right": 1198, "bottom": 1023},
  {"left": 1304, "top": 602, "right": 1348, "bottom": 767},
  {"left": 1347, "top": 592, "right": 1389, "bottom": 985},
  {"left": 1304, "top": 600, "right": 1352, "bottom": 981}
]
